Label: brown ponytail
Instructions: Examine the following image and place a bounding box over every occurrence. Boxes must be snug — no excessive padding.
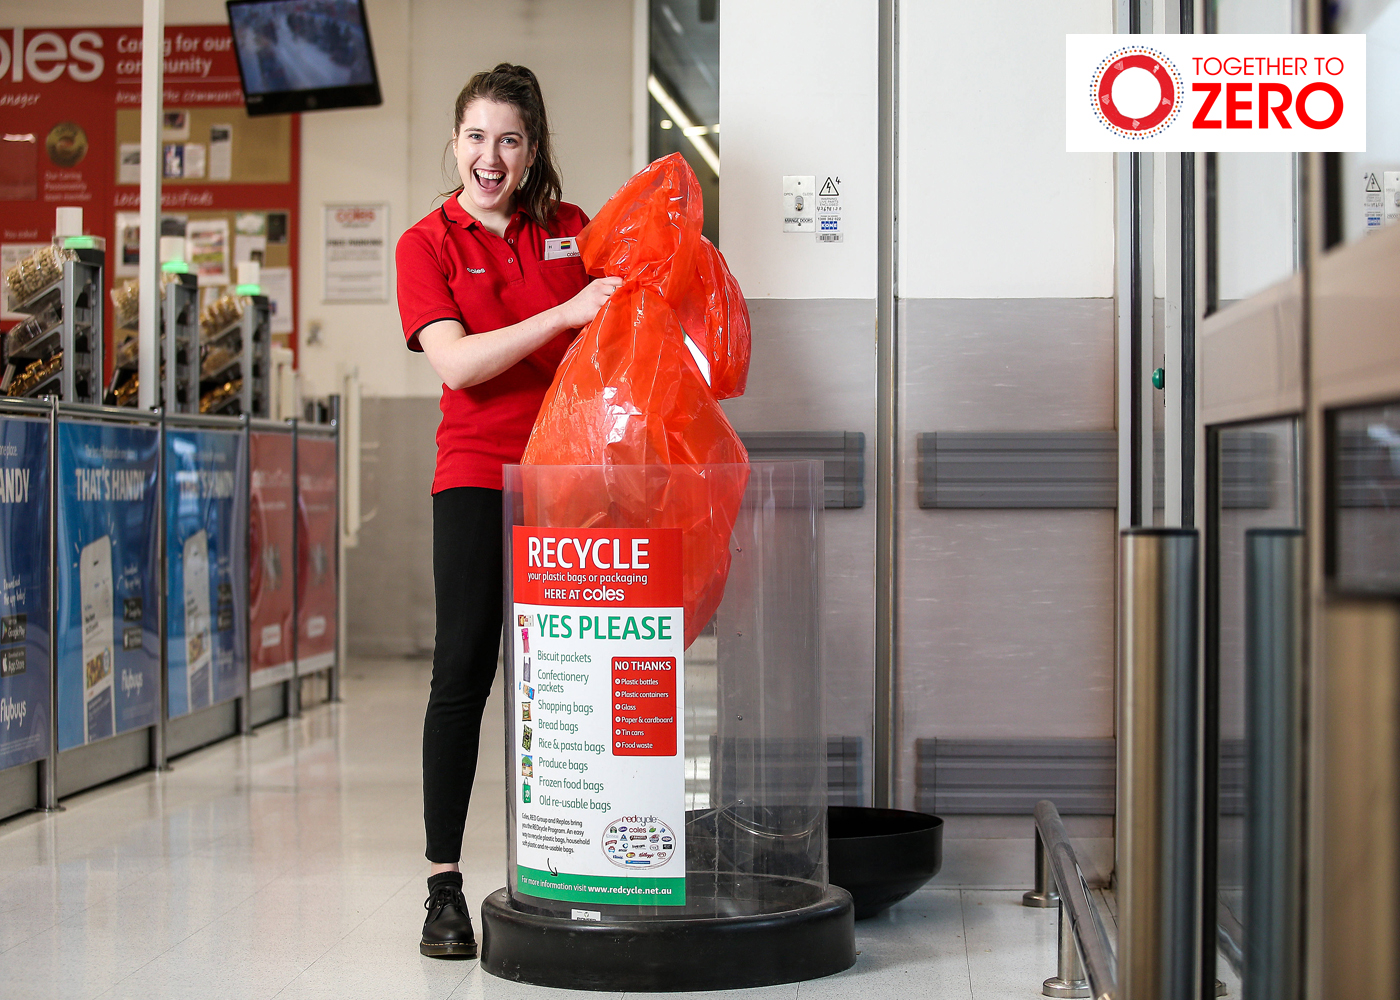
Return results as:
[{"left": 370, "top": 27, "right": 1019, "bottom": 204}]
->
[{"left": 448, "top": 64, "right": 563, "bottom": 231}]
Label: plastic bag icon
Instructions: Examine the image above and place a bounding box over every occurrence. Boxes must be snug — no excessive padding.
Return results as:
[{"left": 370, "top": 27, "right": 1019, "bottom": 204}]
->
[{"left": 521, "top": 153, "right": 751, "bottom": 648}]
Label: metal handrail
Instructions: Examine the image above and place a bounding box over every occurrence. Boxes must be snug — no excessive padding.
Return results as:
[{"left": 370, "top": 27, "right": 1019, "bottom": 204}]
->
[{"left": 1033, "top": 799, "right": 1118, "bottom": 1000}]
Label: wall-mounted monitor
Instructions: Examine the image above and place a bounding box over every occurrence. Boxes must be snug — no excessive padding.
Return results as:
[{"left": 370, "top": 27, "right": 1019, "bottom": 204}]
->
[{"left": 226, "top": 0, "right": 382, "bottom": 116}]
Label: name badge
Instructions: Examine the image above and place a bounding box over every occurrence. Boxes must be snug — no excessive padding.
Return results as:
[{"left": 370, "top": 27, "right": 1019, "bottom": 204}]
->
[{"left": 544, "top": 237, "right": 580, "bottom": 261}]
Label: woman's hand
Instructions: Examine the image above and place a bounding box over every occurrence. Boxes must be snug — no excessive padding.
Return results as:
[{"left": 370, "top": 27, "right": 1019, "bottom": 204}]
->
[{"left": 555, "top": 276, "right": 623, "bottom": 330}]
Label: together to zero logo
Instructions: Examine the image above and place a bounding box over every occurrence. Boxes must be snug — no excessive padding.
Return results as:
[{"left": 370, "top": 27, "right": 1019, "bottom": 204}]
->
[{"left": 1092, "top": 46, "right": 1183, "bottom": 139}]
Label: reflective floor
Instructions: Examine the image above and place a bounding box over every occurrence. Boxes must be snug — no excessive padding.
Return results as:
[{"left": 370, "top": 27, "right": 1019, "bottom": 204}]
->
[{"left": 0, "top": 660, "right": 1064, "bottom": 999}]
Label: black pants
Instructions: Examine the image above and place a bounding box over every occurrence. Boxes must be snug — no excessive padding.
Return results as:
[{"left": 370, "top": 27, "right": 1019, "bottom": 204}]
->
[{"left": 424, "top": 486, "right": 503, "bottom": 863}]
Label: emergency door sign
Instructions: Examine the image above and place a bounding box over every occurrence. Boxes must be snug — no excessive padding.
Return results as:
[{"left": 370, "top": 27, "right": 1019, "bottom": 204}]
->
[{"left": 510, "top": 527, "right": 686, "bottom": 906}]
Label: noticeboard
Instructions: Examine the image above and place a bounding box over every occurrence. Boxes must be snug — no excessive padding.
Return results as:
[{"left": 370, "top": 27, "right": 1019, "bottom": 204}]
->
[
  {"left": 0, "top": 24, "right": 300, "bottom": 355},
  {"left": 0, "top": 416, "right": 50, "bottom": 770},
  {"left": 165, "top": 426, "right": 247, "bottom": 718},
  {"left": 56, "top": 420, "right": 160, "bottom": 750}
]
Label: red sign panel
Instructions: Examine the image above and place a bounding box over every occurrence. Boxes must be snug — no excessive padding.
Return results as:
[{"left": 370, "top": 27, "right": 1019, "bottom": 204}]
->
[
  {"left": 248, "top": 430, "right": 293, "bottom": 683},
  {"left": 296, "top": 436, "right": 337, "bottom": 673},
  {"left": 611, "top": 656, "right": 677, "bottom": 756},
  {"left": 0, "top": 24, "right": 300, "bottom": 368},
  {"left": 511, "top": 527, "right": 683, "bottom": 608}
]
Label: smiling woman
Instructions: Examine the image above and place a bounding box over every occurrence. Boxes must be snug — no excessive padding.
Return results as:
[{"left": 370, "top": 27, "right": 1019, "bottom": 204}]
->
[{"left": 393, "top": 62, "right": 621, "bottom": 963}]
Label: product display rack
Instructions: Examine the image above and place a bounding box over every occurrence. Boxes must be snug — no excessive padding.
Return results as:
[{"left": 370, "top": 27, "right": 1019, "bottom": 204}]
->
[
  {"left": 163, "top": 273, "right": 200, "bottom": 414},
  {"left": 106, "top": 272, "right": 201, "bottom": 411},
  {"left": 200, "top": 295, "right": 270, "bottom": 418},
  {"left": 3, "top": 248, "right": 104, "bottom": 403}
]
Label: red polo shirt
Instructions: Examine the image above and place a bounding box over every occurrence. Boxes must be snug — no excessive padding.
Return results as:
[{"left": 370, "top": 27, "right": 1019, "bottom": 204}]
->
[{"left": 396, "top": 195, "right": 591, "bottom": 493}]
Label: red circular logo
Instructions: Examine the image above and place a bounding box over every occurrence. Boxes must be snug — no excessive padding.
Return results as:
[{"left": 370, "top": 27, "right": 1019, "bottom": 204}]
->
[{"left": 1095, "top": 51, "right": 1178, "bottom": 135}]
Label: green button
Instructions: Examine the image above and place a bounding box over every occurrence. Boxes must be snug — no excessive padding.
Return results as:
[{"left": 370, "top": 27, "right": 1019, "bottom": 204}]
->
[{"left": 1152, "top": 367, "right": 1165, "bottom": 390}]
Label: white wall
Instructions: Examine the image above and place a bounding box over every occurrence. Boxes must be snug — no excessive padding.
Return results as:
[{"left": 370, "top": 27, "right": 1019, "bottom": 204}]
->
[
  {"left": 5, "top": 0, "right": 637, "bottom": 400},
  {"left": 898, "top": 0, "right": 1115, "bottom": 299},
  {"left": 304, "top": 0, "right": 636, "bottom": 399},
  {"left": 718, "top": 0, "right": 879, "bottom": 300}
]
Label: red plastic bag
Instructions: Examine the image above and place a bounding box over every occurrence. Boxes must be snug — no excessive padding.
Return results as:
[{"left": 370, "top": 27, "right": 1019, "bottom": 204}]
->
[{"left": 521, "top": 154, "right": 751, "bottom": 648}]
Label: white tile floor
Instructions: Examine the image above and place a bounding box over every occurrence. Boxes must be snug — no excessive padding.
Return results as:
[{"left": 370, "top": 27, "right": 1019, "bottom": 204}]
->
[{"left": 0, "top": 659, "right": 1066, "bottom": 999}]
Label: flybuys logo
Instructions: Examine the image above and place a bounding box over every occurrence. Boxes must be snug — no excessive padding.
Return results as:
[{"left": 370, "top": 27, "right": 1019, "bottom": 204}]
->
[
  {"left": 0, "top": 697, "right": 26, "bottom": 731},
  {"left": 1067, "top": 34, "right": 1366, "bottom": 152},
  {"left": 120, "top": 669, "right": 143, "bottom": 696}
]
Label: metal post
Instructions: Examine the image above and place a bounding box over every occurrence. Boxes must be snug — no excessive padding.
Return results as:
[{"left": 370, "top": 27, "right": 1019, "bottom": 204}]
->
[
  {"left": 873, "top": 0, "right": 899, "bottom": 811},
  {"left": 39, "top": 396, "right": 62, "bottom": 811},
  {"left": 328, "top": 396, "right": 342, "bottom": 704},
  {"left": 1024, "top": 826, "right": 1061, "bottom": 908},
  {"left": 152, "top": 408, "right": 169, "bottom": 771},
  {"left": 238, "top": 414, "right": 253, "bottom": 736},
  {"left": 288, "top": 417, "right": 301, "bottom": 718},
  {"left": 1044, "top": 901, "right": 1091, "bottom": 998},
  {"left": 137, "top": 0, "right": 164, "bottom": 411},
  {"left": 1118, "top": 527, "right": 1201, "bottom": 1000},
  {"left": 1243, "top": 528, "right": 1304, "bottom": 1000}
]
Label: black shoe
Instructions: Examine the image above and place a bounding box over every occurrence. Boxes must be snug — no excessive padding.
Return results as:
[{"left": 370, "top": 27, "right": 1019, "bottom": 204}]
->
[{"left": 420, "top": 881, "right": 477, "bottom": 958}]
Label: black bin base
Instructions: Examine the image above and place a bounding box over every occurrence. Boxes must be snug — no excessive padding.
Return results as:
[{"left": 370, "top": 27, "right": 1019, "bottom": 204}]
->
[{"left": 479, "top": 885, "right": 857, "bottom": 992}]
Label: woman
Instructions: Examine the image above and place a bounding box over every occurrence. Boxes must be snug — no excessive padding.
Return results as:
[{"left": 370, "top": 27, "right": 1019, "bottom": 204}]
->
[{"left": 395, "top": 63, "right": 621, "bottom": 958}]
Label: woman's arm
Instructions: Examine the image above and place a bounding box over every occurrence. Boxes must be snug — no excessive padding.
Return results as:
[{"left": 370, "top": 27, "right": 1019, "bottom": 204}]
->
[{"left": 418, "top": 276, "right": 621, "bottom": 389}]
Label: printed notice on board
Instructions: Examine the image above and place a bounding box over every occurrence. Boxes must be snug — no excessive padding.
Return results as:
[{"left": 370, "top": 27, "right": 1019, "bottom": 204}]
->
[
  {"left": 324, "top": 203, "right": 388, "bottom": 302},
  {"left": 511, "top": 527, "right": 686, "bottom": 906}
]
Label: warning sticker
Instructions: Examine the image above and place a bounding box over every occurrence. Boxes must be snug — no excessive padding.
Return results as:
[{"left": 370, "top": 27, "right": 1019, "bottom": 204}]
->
[{"left": 816, "top": 175, "right": 843, "bottom": 244}]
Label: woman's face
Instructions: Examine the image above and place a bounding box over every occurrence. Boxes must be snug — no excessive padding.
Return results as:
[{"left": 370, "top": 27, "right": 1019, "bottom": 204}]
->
[{"left": 454, "top": 98, "right": 536, "bottom": 219}]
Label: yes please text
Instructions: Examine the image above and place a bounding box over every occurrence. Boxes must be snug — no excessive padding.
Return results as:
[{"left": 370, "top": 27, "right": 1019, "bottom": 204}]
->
[{"left": 533, "top": 612, "right": 674, "bottom": 642}]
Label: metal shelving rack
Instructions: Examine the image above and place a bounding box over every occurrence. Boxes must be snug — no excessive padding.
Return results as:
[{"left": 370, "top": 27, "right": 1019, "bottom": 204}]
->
[
  {"left": 163, "top": 273, "right": 199, "bottom": 414},
  {"left": 199, "top": 294, "right": 270, "bottom": 418},
  {"left": 3, "top": 248, "right": 104, "bottom": 403}
]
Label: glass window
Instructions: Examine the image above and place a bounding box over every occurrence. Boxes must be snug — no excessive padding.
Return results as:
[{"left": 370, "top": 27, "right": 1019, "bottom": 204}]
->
[
  {"left": 1210, "top": 1, "right": 1302, "bottom": 307},
  {"left": 1331, "top": 401, "right": 1400, "bottom": 591},
  {"left": 1211, "top": 417, "right": 1302, "bottom": 999},
  {"left": 649, "top": 0, "right": 720, "bottom": 245},
  {"left": 1332, "top": 0, "right": 1400, "bottom": 244}
]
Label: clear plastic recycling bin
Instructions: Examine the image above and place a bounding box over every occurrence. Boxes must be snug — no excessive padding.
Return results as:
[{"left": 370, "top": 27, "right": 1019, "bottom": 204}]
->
[{"left": 482, "top": 461, "right": 855, "bottom": 991}]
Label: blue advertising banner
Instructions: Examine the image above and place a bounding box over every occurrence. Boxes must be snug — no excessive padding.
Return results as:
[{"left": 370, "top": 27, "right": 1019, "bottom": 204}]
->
[
  {"left": 56, "top": 421, "right": 161, "bottom": 751},
  {"left": 166, "top": 428, "right": 247, "bottom": 719},
  {"left": 0, "top": 416, "right": 51, "bottom": 771}
]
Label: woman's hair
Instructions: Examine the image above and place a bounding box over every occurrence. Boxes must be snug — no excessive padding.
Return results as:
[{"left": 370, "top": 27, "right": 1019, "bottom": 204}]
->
[{"left": 449, "top": 63, "right": 562, "bottom": 230}]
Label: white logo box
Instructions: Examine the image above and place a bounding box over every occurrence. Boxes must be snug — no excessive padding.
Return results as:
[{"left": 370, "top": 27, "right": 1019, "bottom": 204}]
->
[{"left": 1066, "top": 34, "right": 1367, "bottom": 152}]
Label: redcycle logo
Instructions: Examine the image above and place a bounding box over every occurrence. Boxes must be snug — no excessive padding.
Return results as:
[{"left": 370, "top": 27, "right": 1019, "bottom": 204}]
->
[{"left": 1067, "top": 34, "right": 1366, "bottom": 152}]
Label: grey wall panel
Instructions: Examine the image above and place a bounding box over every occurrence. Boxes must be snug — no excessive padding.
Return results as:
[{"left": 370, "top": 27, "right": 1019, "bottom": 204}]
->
[
  {"left": 57, "top": 729, "right": 150, "bottom": 799},
  {"left": 167, "top": 700, "right": 239, "bottom": 759},
  {"left": 720, "top": 298, "right": 877, "bottom": 781},
  {"left": 250, "top": 681, "right": 288, "bottom": 728},
  {"left": 347, "top": 397, "right": 439, "bottom": 658},
  {"left": 915, "top": 738, "right": 1116, "bottom": 815},
  {"left": 0, "top": 761, "right": 38, "bottom": 821},
  {"left": 897, "top": 298, "right": 1115, "bottom": 431},
  {"left": 896, "top": 298, "right": 1116, "bottom": 806}
]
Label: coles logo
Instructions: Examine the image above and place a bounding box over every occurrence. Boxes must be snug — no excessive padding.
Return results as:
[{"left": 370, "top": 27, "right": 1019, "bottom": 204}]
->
[
  {"left": 1091, "top": 46, "right": 1183, "bottom": 139},
  {"left": 334, "top": 207, "right": 376, "bottom": 227}
]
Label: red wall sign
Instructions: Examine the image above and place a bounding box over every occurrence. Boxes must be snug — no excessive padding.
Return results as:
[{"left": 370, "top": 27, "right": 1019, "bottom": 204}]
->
[
  {"left": 0, "top": 24, "right": 300, "bottom": 369},
  {"left": 296, "top": 435, "right": 337, "bottom": 674},
  {"left": 249, "top": 429, "right": 294, "bottom": 685}
]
